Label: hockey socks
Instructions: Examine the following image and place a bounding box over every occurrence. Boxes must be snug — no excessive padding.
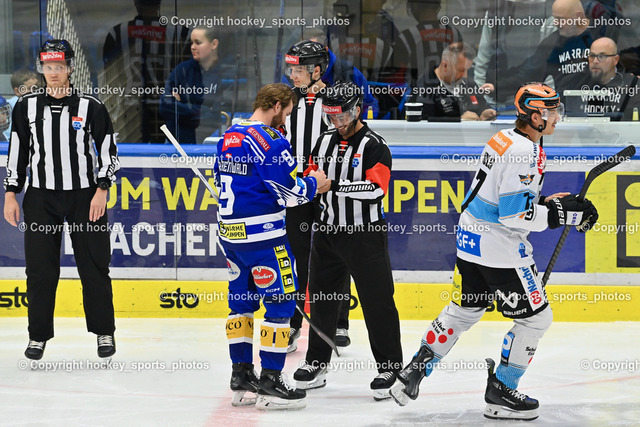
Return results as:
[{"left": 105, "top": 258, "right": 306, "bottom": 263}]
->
[
  {"left": 259, "top": 318, "right": 291, "bottom": 371},
  {"left": 226, "top": 313, "right": 254, "bottom": 364}
]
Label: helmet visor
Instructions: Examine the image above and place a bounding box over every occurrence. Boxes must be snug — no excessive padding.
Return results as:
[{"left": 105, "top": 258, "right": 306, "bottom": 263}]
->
[
  {"left": 322, "top": 105, "right": 358, "bottom": 128},
  {"left": 541, "top": 102, "right": 564, "bottom": 122}
]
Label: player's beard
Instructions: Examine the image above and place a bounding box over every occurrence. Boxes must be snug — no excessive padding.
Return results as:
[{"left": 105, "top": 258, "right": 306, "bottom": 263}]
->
[{"left": 270, "top": 110, "right": 285, "bottom": 129}]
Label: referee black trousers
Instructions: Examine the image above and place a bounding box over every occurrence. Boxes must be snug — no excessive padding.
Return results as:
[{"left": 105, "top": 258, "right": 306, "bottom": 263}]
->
[
  {"left": 23, "top": 187, "right": 115, "bottom": 341},
  {"left": 305, "top": 224, "right": 403, "bottom": 372},
  {"left": 286, "top": 203, "right": 350, "bottom": 331}
]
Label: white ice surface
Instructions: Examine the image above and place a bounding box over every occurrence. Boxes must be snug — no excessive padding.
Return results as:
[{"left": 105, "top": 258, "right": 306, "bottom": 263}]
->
[{"left": 1, "top": 318, "right": 639, "bottom": 426}]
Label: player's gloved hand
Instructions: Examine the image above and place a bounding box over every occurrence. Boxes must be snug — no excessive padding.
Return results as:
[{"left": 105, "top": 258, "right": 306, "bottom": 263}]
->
[{"left": 545, "top": 194, "right": 598, "bottom": 231}]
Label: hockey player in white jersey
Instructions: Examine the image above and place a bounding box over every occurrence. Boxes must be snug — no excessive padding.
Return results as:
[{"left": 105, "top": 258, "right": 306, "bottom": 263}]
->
[{"left": 389, "top": 83, "right": 599, "bottom": 421}]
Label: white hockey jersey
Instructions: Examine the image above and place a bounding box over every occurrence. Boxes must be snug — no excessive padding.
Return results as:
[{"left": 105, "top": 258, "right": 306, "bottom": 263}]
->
[{"left": 456, "top": 128, "right": 550, "bottom": 268}]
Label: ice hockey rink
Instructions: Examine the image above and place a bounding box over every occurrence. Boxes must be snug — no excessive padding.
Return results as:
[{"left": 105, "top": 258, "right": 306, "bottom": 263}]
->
[{"left": 1, "top": 317, "right": 639, "bottom": 427}]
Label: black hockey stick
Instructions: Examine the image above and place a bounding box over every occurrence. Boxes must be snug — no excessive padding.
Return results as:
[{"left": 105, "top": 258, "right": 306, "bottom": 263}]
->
[
  {"left": 542, "top": 145, "right": 636, "bottom": 285},
  {"left": 295, "top": 304, "right": 340, "bottom": 357}
]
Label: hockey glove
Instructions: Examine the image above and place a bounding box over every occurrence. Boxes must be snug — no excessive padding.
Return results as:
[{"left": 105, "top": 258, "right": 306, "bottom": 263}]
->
[{"left": 546, "top": 194, "right": 598, "bottom": 232}]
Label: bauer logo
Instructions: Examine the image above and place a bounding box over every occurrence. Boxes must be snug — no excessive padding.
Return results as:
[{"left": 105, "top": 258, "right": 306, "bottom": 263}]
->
[
  {"left": 251, "top": 266, "right": 277, "bottom": 288},
  {"left": 40, "top": 52, "right": 65, "bottom": 61},
  {"left": 0, "top": 287, "right": 29, "bottom": 308},
  {"left": 285, "top": 54, "right": 299, "bottom": 64},
  {"left": 159, "top": 288, "right": 199, "bottom": 309}
]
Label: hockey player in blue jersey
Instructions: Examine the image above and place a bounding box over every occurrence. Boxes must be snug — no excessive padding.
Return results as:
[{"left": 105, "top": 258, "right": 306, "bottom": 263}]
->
[
  {"left": 389, "top": 83, "right": 599, "bottom": 420},
  {"left": 215, "top": 83, "right": 328, "bottom": 410}
]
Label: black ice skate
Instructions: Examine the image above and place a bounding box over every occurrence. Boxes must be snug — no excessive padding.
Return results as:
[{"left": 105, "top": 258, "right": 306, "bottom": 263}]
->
[
  {"left": 24, "top": 340, "right": 46, "bottom": 360},
  {"left": 287, "top": 327, "right": 301, "bottom": 353},
  {"left": 484, "top": 358, "right": 539, "bottom": 421},
  {"left": 97, "top": 335, "right": 116, "bottom": 358},
  {"left": 370, "top": 371, "right": 396, "bottom": 401},
  {"left": 256, "top": 369, "right": 306, "bottom": 410},
  {"left": 335, "top": 328, "right": 350, "bottom": 347},
  {"left": 293, "top": 360, "right": 327, "bottom": 390},
  {"left": 230, "top": 363, "right": 259, "bottom": 407},
  {"left": 389, "top": 345, "right": 434, "bottom": 406}
]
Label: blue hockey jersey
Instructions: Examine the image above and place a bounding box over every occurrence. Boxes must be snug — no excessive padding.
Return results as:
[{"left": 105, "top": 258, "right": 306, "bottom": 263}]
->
[{"left": 214, "top": 121, "right": 318, "bottom": 249}]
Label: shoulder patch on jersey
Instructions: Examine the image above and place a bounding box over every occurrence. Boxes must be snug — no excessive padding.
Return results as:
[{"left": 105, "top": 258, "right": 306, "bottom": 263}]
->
[
  {"left": 222, "top": 132, "right": 245, "bottom": 152},
  {"left": 261, "top": 126, "right": 280, "bottom": 141},
  {"left": 247, "top": 127, "right": 271, "bottom": 151},
  {"left": 487, "top": 132, "right": 513, "bottom": 156}
]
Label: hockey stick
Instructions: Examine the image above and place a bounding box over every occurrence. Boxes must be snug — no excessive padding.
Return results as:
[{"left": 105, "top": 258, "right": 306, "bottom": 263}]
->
[
  {"left": 273, "top": 0, "right": 285, "bottom": 83},
  {"left": 160, "top": 124, "right": 339, "bottom": 356},
  {"left": 542, "top": 145, "right": 636, "bottom": 285},
  {"left": 250, "top": 0, "right": 262, "bottom": 92},
  {"left": 160, "top": 124, "right": 219, "bottom": 202},
  {"left": 295, "top": 304, "right": 340, "bottom": 357}
]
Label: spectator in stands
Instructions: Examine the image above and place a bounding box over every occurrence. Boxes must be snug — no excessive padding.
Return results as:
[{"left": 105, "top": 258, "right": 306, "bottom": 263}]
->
[
  {"left": 495, "top": 0, "right": 593, "bottom": 102},
  {"left": 576, "top": 37, "right": 640, "bottom": 121},
  {"left": 160, "top": 26, "right": 228, "bottom": 144},
  {"left": 294, "top": 28, "right": 380, "bottom": 118},
  {"left": 584, "top": 0, "right": 625, "bottom": 41},
  {"left": 8, "top": 69, "right": 41, "bottom": 109},
  {"left": 392, "top": 0, "right": 463, "bottom": 90},
  {"left": 0, "top": 96, "right": 11, "bottom": 142},
  {"left": 103, "top": 0, "right": 191, "bottom": 143},
  {"left": 411, "top": 43, "right": 496, "bottom": 122}
]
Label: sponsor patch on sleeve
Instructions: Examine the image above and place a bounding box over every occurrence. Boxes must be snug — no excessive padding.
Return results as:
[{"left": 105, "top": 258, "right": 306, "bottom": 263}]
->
[
  {"left": 222, "top": 132, "right": 245, "bottom": 152},
  {"left": 248, "top": 127, "right": 271, "bottom": 151},
  {"left": 487, "top": 132, "right": 513, "bottom": 156},
  {"left": 261, "top": 126, "right": 280, "bottom": 141}
]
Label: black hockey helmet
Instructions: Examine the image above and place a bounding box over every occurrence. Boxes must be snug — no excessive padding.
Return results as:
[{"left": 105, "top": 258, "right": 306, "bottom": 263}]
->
[
  {"left": 321, "top": 81, "right": 363, "bottom": 126},
  {"left": 285, "top": 40, "right": 330, "bottom": 77},
  {"left": 37, "top": 39, "right": 75, "bottom": 73}
]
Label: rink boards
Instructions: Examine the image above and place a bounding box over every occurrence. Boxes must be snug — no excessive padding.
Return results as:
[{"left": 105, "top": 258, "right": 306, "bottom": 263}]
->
[
  {"left": 0, "top": 280, "right": 639, "bottom": 321},
  {"left": 0, "top": 144, "right": 638, "bottom": 320}
]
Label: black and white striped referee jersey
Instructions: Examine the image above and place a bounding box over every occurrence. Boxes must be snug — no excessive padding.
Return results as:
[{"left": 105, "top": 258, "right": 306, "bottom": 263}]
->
[
  {"left": 285, "top": 87, "right": 328, "bottom": 176},
  {"left": 4, "top": 89, "right": 119, "bottom": 193},
  {"left": 308, "top": 123, "right": 391, "bottom": 227}
]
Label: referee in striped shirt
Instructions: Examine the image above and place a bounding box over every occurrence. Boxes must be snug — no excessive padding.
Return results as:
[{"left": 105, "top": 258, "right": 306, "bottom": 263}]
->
[
  {"left": 3, "top": 40, "right": 119, "bottom": 360},
  {"left": 293, "top": 82, "right": 402, "bottom": 400},
  {"left": 283, "top": 41, "right": 351, "bottom": 352}
]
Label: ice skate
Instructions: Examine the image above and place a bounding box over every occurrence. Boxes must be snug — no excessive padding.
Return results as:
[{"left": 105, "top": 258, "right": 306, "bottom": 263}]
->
[
  {"left": 484, "top": 358, "right": 539, "bottom": 421},
  {"left": 97, "top": 335, "right": 116, "bottom": 358},
  {"left": 230, "top": 363, "right": 259, "bottom": 407},
  {"left": 335, "top": 328, "right": 350, "bottom": 347},
  {"left": 24, "top": 340, "right": 46, "bottom": 360},
  {"left": 389, "top": 345, "right": 434, "bottom": 406},
  {"left": 293, "top": 360, "right": 327, "bottom": 390},
  {"left": 287, "top": 327, "right": 301, "bottom": 353},
  {"left": 255, "top": 369, "right": 306, "bottom": 410},
  {"left": 370, "top": 371, "right": 396, "bottom": 401}
]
